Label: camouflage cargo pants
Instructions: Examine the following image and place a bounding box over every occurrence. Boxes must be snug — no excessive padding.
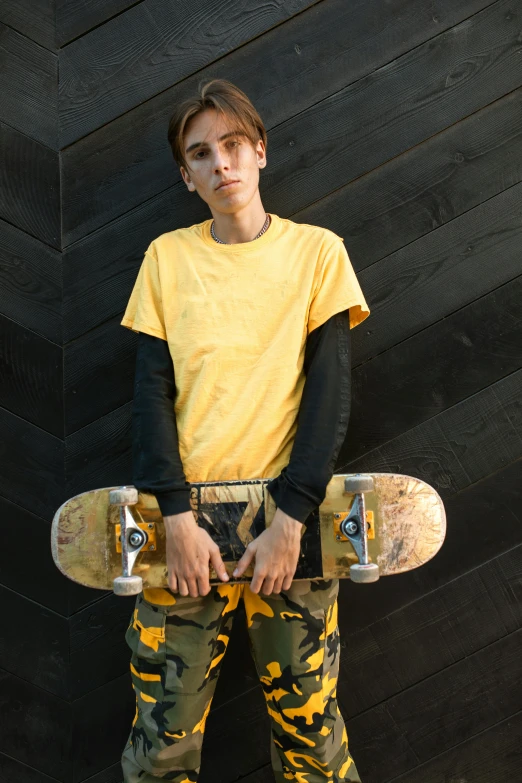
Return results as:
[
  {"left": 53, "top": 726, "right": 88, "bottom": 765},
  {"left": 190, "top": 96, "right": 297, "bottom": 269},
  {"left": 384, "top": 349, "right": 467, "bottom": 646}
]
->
[{"left": 121, "top": 579, "right": 361, "bottom": 782}]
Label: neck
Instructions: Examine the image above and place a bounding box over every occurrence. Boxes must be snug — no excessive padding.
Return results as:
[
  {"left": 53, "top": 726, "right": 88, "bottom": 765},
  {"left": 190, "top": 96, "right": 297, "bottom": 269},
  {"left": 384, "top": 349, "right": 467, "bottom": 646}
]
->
[{"left": 210, "top": 197, "right": 267, "bottom": 244}]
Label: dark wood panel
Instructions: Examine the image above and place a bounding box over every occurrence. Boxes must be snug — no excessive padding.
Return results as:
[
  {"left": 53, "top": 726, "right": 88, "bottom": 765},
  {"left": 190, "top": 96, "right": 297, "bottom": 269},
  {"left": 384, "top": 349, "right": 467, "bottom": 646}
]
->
[
  {"left": 337, "top": 458, "right": 522, "bottom": 632},
  {"left": 0, "top": 752, "right": 60, "bottom": 783},
  {"left": 59, "top": 0, "right": 319, "bottom": 146},
  {"left": 0, "top": 313, "right": 62, "bottom": 436},
  {"left": 388, "top": 630, "right": 522, "bottom": 765},
  {"left": 0, "top": 669, "right": 70, "bottom": 780},
  {"left": 296, "top": 83, "right": 522, "bottom": 275},
  {"left": 64, "top": 316, "right": 136, "bottom": 435},
  {"left": 0, "top": 122, "right": 60, "bottom": 247},
  {"left": 338, "top": 543, "right": 522, "bottom": 719},
  {"left": 0, "top": 219, "right": 61, "bottom": 343},
  {"left": 266, "top": 0, "right": 522, "bottom": 218},
  {"left": 72, "top": 673, "right": 134, "bottom": 782},
  {"left": 0, "top": 1, "right": 55, "bottom": 50},
  {"left": 60, "top": 0, "right": 495, "bottom": 241},
  {"left": 0, "top": 495, "right": 72, "bottom": 615},
  {"left": 390, "top": 709, "right": 522, "bottom": 783},
  {"left": 0, "top": 586, "right": 68, "bottom": 698},
  {"left": 75, "top": 761, "right": 123, "bottom": 783},
  {"left": 0, "top": 24, "right": 57, "bottom": 148},
  {"left": 346, "top": 368, "right": 522, "bottom": 498},
  {"left": 69, "top": 594, "right": 135, "bottom": 700},
  {"left": 346, "top": 277, "right": 522, "bottom": 461},
  {"left": 65, "top": 402, "right": 132, "bottom": 497},
  {"left": 0, "top": 408, "right": 64, "bottom": 520},
  {"left": 56, "top": 0, "right": 138, "bottom": 46},
  {"left": 352, "top": 180, "right": 522, "bottom": 366}
]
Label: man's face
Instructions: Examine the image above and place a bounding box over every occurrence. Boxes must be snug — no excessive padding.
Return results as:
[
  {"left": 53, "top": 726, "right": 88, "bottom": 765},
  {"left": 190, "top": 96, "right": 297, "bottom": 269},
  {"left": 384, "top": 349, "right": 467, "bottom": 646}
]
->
[{"left": 179, "top": 109, "right": 266, "bottom": 214}]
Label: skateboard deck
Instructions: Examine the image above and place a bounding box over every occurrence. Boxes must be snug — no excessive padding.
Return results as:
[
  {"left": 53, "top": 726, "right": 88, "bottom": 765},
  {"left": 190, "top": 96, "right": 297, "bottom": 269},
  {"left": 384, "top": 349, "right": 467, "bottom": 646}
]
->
[{"left": 51, "top": 473, "right": 446, "bottom": 595}]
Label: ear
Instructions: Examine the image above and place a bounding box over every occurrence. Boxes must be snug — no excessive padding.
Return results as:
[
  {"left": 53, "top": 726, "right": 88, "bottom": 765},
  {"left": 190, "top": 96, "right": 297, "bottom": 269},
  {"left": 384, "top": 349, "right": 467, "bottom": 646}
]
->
[
  {"left": 180, "top": 165, "right": 196, "bottom": 192},
  {"left": 256, "top": 139, "right": 267, "bottom": 169}
]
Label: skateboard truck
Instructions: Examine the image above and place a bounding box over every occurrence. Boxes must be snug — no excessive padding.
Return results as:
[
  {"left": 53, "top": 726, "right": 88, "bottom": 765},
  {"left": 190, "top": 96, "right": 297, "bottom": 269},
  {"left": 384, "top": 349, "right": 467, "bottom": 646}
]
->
[
  {"left": 342, "top": 475, "right": 380, "bottom": 583},
  {"left": 110, "top": 486, "right": 145, "bottom": 596}
]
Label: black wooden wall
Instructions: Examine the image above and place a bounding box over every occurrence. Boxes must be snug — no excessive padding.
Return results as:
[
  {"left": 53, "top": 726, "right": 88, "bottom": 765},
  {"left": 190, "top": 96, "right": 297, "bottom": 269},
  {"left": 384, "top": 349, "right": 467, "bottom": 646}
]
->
[{"left": 1, "top": 1, "right": 521, "bottom": 781}]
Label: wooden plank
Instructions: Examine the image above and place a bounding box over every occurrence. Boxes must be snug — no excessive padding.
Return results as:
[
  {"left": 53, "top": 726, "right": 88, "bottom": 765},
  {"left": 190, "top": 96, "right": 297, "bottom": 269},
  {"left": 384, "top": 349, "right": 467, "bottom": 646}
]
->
[
  {"left": 0, "top": 753, "right": 61, "bottom": 783},
  {"left": 344, "top": 369, "right": 522, "bottom": 499},
  {"left": 59, "top": 0, "right": 319, "bottom": 146},
  {"left": 0, "top": 1, "right": 55, "bottom": 51},
  {"left": 387, "top": 630, "right": 522, "bottom": 766},
  {"left": 69, "top": 594, "right": 135, "bottom": 700},
  {"left": 338, "top": 457, "right": 522, "bottom": 632},
  {"left": 296, "top": 85, "right": 522, "bottom": 273},
  {"left": 0, "top": 407, "right": 64, "bottom": 520},
  {"left": 60, "top": 0, "right": 495, "bottom": 240},
  {"left": 346, "top": 277, "right": 522, "bottom": 460},
  {"left": 56, "top": 0, "right": 138, "bottom": 46},
  {"left": 352, "top": 180, "right": 522, "bottom": 366},
  {"left": 72, "top": 673, "right": 135, "bottom": 782},
  {"left": 0, "top": 586, "right": 68, "bottom": 698},
  {"left": 266, "top": 0, "right": 522, "bottom": 218},
  {"left": 0, "top": 122, "right": 60, "bottom": 247},
  {"left": 65, "top": 402, "right": 132, "bottom": 497},
  {"left": 0, "top": 669, "right": 71, "bottom": 780},
  {"left": 0, "top": 24, "right": 57, "bottom": 148},
  {"left": 337, "top": 544, "right": 522, "bottom": 718},
  {"left": 74, "top": 761, "right": 124, "bottom": 783},
  {"left": 64, "top": 316, "right": 136, "bottom": 435},
  {"left": 389, "top": 709, "right": 522, "bottom": 783},
  {"left": 0, "top": 496, "right": 72, "bottom": 615},
  {"left": 0, "top": 219, "right": 61, "bottom": 343},
  {"left": 0, "top": 313, "right": 62, "bottom": 436}
]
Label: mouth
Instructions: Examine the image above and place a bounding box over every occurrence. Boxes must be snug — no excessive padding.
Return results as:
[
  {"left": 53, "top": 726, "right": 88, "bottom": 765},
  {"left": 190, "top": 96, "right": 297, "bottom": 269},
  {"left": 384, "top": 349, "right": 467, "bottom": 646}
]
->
[{"left": 216, "top": 180, "right": 240, "bottom": 191}]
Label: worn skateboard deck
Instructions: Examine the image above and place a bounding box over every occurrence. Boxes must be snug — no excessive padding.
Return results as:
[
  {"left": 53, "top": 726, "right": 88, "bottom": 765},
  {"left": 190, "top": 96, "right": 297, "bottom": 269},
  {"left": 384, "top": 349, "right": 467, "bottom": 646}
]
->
[{"left": 51, "top": 473, "right": 446, "bottom": 592}]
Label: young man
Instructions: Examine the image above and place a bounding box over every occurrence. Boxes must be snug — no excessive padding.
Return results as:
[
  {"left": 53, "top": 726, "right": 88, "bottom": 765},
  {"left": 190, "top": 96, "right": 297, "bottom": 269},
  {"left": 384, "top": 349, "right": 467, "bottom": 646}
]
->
[{"left": 120, "top": 79, "right": 370, "bottom": 782}]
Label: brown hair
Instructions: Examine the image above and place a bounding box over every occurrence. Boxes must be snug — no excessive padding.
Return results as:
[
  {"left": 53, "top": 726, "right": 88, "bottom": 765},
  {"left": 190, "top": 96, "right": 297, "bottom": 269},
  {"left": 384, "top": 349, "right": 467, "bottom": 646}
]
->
[{"left": 167, "top": 79, "right": 267, "bottom": 170}]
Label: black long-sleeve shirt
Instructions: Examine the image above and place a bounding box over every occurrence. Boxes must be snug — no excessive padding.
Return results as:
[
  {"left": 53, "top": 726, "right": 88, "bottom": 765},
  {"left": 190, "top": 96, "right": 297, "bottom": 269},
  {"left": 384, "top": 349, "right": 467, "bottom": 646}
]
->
[{"left": 131, "top": 309, "right": 351, "bottom": 525}]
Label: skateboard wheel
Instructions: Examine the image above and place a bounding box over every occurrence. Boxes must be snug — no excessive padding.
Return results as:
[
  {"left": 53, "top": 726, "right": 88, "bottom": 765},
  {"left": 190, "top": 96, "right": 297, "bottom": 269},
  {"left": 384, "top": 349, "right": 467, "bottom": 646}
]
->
[
  {"left": 113, "top": 575, "right": 143, "bottom": 595},
  {"left": 109, "top": 487, "right": 138, "bottom": 506},
  {"left": 344, "top": 475, "right": 374, "bottom": 494},
  {"left": 349, "top": 563, "right": 380, "bottom": 583}
]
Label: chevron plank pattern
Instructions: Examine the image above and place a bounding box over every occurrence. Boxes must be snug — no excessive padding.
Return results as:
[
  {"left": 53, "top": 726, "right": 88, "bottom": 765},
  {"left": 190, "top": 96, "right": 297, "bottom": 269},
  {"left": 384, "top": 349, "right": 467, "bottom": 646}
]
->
[{"left": 0, "top": 0, "right": 521, "bottom": 780}]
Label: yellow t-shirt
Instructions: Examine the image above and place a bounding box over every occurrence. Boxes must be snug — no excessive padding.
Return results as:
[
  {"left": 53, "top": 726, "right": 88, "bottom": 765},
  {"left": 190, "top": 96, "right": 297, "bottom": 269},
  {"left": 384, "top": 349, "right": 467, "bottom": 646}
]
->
[{"left": 121, "top": 213, "right": 370, "bottom": 484}]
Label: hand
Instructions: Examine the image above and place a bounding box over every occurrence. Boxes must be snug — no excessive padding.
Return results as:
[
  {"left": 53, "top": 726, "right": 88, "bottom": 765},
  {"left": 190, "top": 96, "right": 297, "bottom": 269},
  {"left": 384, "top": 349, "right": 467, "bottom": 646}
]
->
[
  {"left": 232, "top": 508, "right": 303, "bottom": 595},
  {"left": 163, "top": 511, "right": 229, "bottom": 597}
]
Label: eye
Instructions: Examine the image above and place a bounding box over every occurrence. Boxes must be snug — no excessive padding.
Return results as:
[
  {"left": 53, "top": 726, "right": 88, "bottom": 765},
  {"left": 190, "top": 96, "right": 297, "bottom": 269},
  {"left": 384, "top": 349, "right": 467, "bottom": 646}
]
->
[{"left": 194, "top": 150, "right": 207, "bottom": 159}]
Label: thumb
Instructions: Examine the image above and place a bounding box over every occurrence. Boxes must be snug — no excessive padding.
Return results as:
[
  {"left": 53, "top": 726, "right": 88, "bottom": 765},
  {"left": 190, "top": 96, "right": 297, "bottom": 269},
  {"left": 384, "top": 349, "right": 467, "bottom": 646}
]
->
[
  {"left": 233, "top": 542, "right": 257, "bottom": 577},
  {"left": 209, "top": 547, "right": 229, "bottom": 582}
]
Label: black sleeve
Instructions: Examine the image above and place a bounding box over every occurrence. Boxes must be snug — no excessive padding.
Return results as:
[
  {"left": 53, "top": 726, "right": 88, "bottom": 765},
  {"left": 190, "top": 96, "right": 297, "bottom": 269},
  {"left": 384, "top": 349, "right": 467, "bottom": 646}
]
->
[
  {"left": 266, "top": 309, "right": 351, "bottom": 525},
  {"left": 131, "top": 331, "right": 192, "bottom": 516}
]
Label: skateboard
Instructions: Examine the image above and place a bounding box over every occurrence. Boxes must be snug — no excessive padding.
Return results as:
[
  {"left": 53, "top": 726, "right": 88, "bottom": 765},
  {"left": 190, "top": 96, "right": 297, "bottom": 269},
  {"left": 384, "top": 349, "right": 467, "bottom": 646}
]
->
[{"left": 51, "top": 473, "right": 445, "bottom": 596}]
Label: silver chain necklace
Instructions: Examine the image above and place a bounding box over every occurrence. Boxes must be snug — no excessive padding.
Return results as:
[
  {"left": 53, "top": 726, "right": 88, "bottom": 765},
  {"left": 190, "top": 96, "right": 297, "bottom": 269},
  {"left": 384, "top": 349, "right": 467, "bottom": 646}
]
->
[{"left": 210, "top": 213, "right": 271, "bottom": 244}]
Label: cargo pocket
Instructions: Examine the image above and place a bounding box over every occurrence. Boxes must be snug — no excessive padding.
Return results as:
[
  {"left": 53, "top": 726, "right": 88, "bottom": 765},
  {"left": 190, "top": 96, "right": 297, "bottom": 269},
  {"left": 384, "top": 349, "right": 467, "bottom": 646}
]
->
[{"left": 125, "top": 595, "right": 167, "bottom": 665}]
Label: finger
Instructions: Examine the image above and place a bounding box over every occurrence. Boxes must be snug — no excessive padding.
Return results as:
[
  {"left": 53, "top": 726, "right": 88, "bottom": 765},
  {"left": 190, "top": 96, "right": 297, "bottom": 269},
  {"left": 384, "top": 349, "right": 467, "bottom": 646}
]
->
[
  {"left": 209, "top": 548, "right": 229, "bottom": 582},
  {"left": 261, "top": 576, "right": 276, "bottom": 596},
  {"left": 178, "top": 578, "right": 189, "bottom": 597},
  {"left": 187, "top": 577, "right": 199, "bottom": 598},
  {"left": 197, "top": 570, "right": 211, "bottom": 596},
  {"left": 168, "top": 572, "right": 178, "bottom": 593},
  {"left": 272, "top": 576, "right": 284, "bottom": 594},
  {"left": 233, "top": 544, "right": 256, "bottom": 577},
  {"left": 250, "top": 567, "right": 266, "bottom": 594},
  {"left": 282, "top": 574, "right": 294, "bottom": 592}
]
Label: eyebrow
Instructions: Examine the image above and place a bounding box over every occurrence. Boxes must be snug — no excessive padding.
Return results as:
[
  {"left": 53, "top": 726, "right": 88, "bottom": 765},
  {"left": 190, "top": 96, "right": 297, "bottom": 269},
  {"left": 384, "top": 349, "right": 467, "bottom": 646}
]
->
[{"left": 185, "top": 131, "right": 244, "bottom": 155}]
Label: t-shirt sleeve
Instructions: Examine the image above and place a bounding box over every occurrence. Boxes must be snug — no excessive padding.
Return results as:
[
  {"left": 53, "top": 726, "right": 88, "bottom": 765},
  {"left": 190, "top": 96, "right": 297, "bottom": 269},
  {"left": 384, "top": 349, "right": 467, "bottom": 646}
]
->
[
  {"left": 308, "top": 237, "right": 370, "bottom": 334},
  {"left": 120, "top": 245, "right": 168, "bottom": 341}
]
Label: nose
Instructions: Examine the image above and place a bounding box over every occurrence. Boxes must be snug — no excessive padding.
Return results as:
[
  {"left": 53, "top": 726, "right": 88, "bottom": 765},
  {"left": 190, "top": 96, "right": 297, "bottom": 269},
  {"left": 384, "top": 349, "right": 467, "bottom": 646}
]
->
[{"left": 212, "top": 147, "right": 230, "bottom": 173}]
